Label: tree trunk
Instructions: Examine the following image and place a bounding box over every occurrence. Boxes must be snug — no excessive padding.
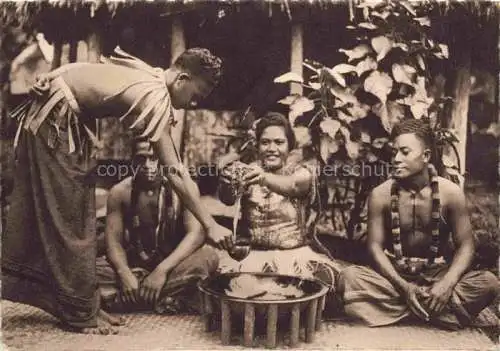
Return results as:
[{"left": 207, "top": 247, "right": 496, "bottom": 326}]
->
[{"left": 442, "top": 12, "right": 473, "bottom": 189}]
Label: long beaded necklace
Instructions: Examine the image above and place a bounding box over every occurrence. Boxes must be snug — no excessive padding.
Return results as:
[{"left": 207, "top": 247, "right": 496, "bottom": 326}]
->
[{"left": 389, "top": 164, "right": 441, "bottom": 274}]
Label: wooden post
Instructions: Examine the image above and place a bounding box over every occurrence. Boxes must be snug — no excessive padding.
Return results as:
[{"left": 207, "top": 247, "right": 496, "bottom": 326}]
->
[
  {"left": 86, "top": 31, "right": 102, "bottom": 63},
  {"left": 203, "top": 293, "right": 214, "bottom": 332},
  {"left": 86, "top": 27, "right": 103, "bottom": 149},
  {"left": 290, "top": 22, "right": 303, "bottom": 96},
  {"left": 266, "top": 304, "right": 278, "bottom": 349},
  {"left": 220, "top": 300, "right": 231, "bottom": 345},
  {"left": 243, "top": 303, "right": 255, "bottom": 347},
  {"left": 51, "top": 40, "right": 62, "bottom": 70},
  {"left": 170, "top": 16, "right": 187, "bottom": 160},
  {"left": 289, "top": 303, "right": 300, "bottom": 347},
  {"left": 69, "top": 40, "right": 78, "bottom": 63},
  {"left": 316, "top": 295, "right": 325, "bottom": 331},
  {"left": 305, "top": 299, "right": 318, "bottom": 343}
]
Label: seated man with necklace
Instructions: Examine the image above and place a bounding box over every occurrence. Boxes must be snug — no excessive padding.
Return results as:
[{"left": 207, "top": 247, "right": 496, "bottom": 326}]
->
[
  {"left": 339, "top": 118, "right": 498, "bottom": 329},
  {"left": 97, "top": 139, "right": 219, "bottom": 314}
]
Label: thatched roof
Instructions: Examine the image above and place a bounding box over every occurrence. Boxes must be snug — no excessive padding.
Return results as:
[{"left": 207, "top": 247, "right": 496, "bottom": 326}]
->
[{"left": 2, "top": 0, "right": 496, "bottom": 44}]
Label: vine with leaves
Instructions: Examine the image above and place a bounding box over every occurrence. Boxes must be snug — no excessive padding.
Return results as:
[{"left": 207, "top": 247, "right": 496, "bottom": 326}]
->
[{"left": 270, "top": 1, "right": 461, "bottom": 240}]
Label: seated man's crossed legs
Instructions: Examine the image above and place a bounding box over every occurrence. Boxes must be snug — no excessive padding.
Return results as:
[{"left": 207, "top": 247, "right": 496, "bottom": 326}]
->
[
  {"left": 97, "top": 246, "right": 219, "bottom": 314},
  {"left": 339, "top": 264, "right": 499, "bottom": 329}
]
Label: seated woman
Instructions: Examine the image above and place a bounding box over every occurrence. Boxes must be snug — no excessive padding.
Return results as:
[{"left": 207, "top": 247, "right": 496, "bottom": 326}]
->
[{"left": 217, "top": 112, "right": 344, "bottom": 301}]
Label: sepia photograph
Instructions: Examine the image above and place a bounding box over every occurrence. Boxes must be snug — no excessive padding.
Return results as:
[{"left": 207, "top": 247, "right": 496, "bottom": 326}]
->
[{"left": 0, "top": 0, "right": 498, "bottom": 350}]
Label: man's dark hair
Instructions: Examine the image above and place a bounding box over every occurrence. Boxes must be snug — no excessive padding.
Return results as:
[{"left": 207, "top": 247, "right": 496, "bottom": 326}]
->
[
  {"left": 255, "top": 112, "right": 296, "bottom": 150},
  {"left": 174, "top": 48, "right": 222, "bottom": 87},
  {"left": 390, "top": 118, "right": 433, "bottom": 149}
]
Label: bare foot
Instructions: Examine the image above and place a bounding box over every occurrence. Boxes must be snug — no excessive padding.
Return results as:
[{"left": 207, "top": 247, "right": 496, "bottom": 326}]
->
[
  {"left": 99, "top": 309, "right": 126, "bottom": 326},
  {"left": 73, "top": 310, "right": 125, "bottom": 335},
  {"left": 79, "top": 319, "right": 118, "bottom": 335}
]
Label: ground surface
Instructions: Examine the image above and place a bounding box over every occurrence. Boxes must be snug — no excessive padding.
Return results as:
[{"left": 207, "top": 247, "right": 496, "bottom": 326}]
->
[{"left": 2, "top": 301, "right": 497, "bottom": 351}]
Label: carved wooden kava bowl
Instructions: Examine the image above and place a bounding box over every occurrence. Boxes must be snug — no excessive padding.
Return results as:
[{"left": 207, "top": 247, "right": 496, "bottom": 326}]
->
[{"left": 198, "top": 272, "right": 328, "bottom": 348}]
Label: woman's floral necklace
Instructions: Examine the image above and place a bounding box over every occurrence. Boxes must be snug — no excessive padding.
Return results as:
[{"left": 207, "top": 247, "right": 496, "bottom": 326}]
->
[{"left": 389, "top": 164, "right": 441, "bottom": 274}]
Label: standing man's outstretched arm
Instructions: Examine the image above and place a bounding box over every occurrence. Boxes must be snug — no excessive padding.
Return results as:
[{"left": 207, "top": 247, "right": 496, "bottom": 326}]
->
[{"left": 152, "top": 129, "right": 233, "bottom": 250}]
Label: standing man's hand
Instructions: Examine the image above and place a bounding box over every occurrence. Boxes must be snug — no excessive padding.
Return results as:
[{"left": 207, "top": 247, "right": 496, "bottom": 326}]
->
[
  {"left": 140, "top": 268, "right": 168, "bottom": 306},
  {"left": 118, "top": 269, "right": 140, "bottom": 304},
  {"left": 403, "top": 282, "right": 430, "bottom": 322},
  {"left": 206, "top": 223, "right": 234, "bottom": 251}
]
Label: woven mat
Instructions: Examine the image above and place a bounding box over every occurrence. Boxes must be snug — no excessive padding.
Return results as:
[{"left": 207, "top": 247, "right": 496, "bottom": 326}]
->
[{"left": 2, "top": 301, "right": 496, "bottom": 351}]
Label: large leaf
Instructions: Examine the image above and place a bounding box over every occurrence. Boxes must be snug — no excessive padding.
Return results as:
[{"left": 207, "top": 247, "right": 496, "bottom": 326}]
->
[
  {"left": 278, "top": 94, "right": 300, "bottom": 105},
  {"left": 337, "top": 110, "right": 355, "bottom": 123},
  {"left": 371, "top": 10, "right": 391, "bottom": 20},
  {"left": 346, "top": 103, "right": 370, "bottom": 120},
  {"left": 340, "top": 126, "right": 361, "bottom": 160},
  {"left": 438, "top": 44, "right": 449, "bottom": 59},
  {"left": 372, "top": 101, "right": 405, "bottom": 133},
  {"left": 330, "top": 86, "right": 358, "bottom": 106},
  {"left": 416, "top": 54, "right": 426, "bottom": 71},
  {"left": 332, "top": 63, "right": 357, "bottom": 75},
  {"left": 356, "top": 56, "right": 378, "bottom": 76},
  {"left": 339, "top": 44, "right": 372, "bottom": 62},
  {"left": 414, "top": 17, "right": 431, "bottom": 27},
  {"left": 364, "top": 71, "right": 393, "bottom": 103},
  {"left": 392, "top": 63, "right": 414, "bottom": 85},
  {"left": 293, "top": 126, "right": 312, "bottom": 147},
  {"left": 371, "top": 36, "right": 393, "bottom": 61},
  {"left": 393, "top": 43, "right": 409, "bottom": 51},
  {"left": 408, "top": 76, "right": 434, "bottom": 118},
  {"left": 274, "top": 72, "right": 303, "bottom": 84},
  {"left": 358, "top": 22, "right": 378, "bottom": 30},
  {"left": 400, "top": 1, "right": 417, "bottom": 16},
  {"left": 356, "top": 0, "right": 385, "bottom": 8},
  {"left": 410, "top": 101, "right": 431, "bottom": 119},
  {"left": 289, "top": 97, "right": 315, "bottom": 125},
  {"left": 319, "top": 118, "right": 341, "bottom": 138},
  {"left": 320, "top": 134, "right": 339, "bottom": 162},
  {"left": 360, "top": 131, "right": 371, "bottom": 144},
  {"left": 326, "top": 68, "right": 346, "bottom": 87},
  {"left": 303, "top": 61, "right": 320, "bottom": 74},
  {"left": 309, "top": 82, "right": 322, "bottom": 90},
  {"left": 372, "top": 137, "right": 389, "bottom": 149}
]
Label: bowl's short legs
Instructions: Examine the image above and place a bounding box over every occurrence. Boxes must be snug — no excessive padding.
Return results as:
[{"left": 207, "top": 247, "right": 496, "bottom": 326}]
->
[
  {"left": 221, "top": 300, "right": 231, "bottom": 345},
  {"left": 289, "top": 303, "right": 301, "bottom": 347},
  {"left": 243, "top": 303, "right": 255, "bottom": 347},
  {"left": 266, "top": 304, "right": 278, "bottom": 348}
]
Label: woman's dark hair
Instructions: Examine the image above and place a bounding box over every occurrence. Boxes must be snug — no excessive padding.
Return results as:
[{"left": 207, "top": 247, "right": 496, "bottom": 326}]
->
[{"left": 255, "top": 112, "right": 296, "bottom": 150}]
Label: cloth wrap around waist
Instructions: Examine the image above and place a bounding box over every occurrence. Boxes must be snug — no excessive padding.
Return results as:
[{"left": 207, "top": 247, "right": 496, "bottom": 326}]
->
[{"left": 3, "top": 76, "right": 101, "bottom": 328}]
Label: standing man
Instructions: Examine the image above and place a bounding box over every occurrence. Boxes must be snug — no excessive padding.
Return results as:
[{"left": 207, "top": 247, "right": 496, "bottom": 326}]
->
[
  {"left": 3, "top": 47, "right": 232, "bottom": 334},
  {"left": 339, "top": 119, "right": 498, "bottom": 329},
  {"left": 97, "top": 138, "right": 219, "bottom": 314}
]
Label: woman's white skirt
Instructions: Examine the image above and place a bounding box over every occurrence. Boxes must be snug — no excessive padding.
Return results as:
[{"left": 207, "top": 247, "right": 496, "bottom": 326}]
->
[{"left": 218, "top": 245, "right": 343, "bottom": 291}]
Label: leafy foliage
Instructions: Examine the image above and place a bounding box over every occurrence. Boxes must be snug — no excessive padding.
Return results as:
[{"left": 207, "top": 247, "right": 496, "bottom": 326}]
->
[{"left": 271, "top": 0, "right": 462, "bottom": 239}]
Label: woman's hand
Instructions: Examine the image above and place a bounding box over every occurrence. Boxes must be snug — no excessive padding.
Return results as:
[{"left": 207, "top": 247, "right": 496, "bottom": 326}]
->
[{"left": 241, "top": 165, "right": 266, "bottom": 188}]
